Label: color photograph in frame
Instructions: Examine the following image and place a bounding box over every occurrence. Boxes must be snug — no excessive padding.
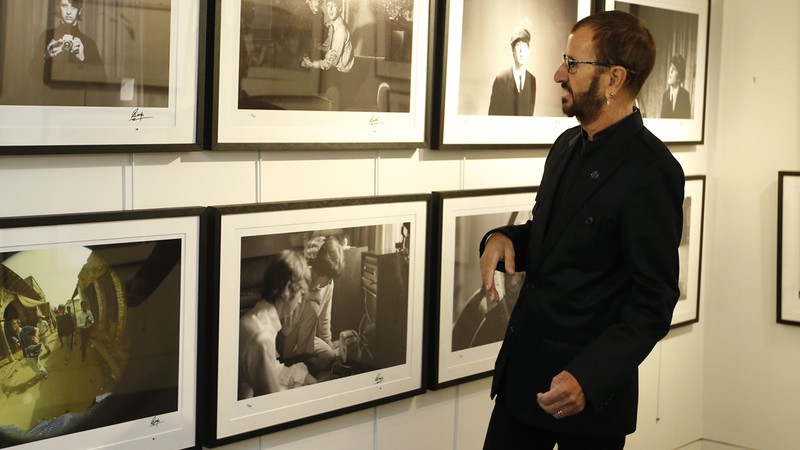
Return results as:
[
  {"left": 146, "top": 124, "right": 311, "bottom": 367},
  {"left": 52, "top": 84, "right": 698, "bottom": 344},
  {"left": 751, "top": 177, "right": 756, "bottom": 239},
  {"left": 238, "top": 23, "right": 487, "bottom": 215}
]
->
[
  {"left": 429, "top": 187, "right": 535, "bottom": 389},
  {"left": 0, "top": 1, "right": 203, "bottom": 153},
  {"left": 607, "top": 0, "right": 710, "bottom": 144},
  {"left": 0, "top": 208, "right": 202, "bottom": 450},
  {"left": 212, "top": 0, "right": 432, "bottom": 149},
  {"left": 777, "top": 172, "right": 800, "bottom": 325},
  {"left": 206, "top": 195, "right": 428, "bottom": 445},
  {"left": 673, "top": 175, "right": 705, "bottom": 327},
  {"left": 434, "top": 0, "right": 591, "bottom": 149}
]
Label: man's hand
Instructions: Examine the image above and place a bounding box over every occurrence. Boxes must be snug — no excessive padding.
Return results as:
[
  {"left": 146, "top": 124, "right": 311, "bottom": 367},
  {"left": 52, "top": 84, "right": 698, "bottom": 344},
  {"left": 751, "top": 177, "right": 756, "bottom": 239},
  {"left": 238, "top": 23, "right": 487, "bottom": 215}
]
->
[
  {"left": 71, "top": 37, "right": 85, "bottom": 62},
  {"left": 479, "top": 233, "right": 515, "bottom": 302},
  {"left": 46, "top": 39, "right": 64, "bottom": 58},
  {"left": 536, "top": 370, "right": 586, "bottom": 419}
]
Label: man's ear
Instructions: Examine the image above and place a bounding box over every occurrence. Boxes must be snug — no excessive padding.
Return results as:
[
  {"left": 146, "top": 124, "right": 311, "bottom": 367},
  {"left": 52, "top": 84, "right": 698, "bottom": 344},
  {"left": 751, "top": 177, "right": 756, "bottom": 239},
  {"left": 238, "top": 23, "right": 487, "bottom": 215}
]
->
[{"left": 608, "top": 67, "right": 628, "bottom": 90}]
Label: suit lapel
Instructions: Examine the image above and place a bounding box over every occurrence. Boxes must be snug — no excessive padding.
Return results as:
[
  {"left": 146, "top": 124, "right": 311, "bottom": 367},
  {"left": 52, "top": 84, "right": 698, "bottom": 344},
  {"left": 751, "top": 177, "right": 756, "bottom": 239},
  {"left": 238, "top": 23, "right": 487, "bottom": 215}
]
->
[
  {"left": 529, "top": 111, "right": 645, "bottom": 274},
  {"left": 527, "top": 131, "right": 581, "bottom": 269},
  {"left": 538, "top": 154, "right": 625, "bottom": 259}
]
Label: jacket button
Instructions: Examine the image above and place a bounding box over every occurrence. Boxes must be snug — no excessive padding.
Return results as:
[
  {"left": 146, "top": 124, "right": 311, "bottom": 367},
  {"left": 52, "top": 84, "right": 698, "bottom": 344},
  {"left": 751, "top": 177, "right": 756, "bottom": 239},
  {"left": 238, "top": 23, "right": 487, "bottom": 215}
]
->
[
  {"left": 585, "top": 216, "right": 594, "bottom": 225},
  {"left": 509, "top": 326, "right": 515, "bottom": 334},
  {"left": 591, "top": 170, "right": 600, "bottom": 179}
]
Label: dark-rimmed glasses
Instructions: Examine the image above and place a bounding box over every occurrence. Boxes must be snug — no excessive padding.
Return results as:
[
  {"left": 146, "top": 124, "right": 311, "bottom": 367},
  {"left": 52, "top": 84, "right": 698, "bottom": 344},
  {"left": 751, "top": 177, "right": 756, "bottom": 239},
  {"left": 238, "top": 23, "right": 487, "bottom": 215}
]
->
[{"left": 562, "top": 53, "right": 637, "bottom": 75}]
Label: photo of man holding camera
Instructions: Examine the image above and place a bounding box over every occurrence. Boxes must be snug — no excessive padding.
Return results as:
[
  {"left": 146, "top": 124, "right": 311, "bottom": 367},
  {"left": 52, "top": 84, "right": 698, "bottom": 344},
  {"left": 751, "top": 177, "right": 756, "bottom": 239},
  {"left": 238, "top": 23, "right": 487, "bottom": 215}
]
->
[{"left": 29, "top": 0, "right": 106, "bottom": 99}]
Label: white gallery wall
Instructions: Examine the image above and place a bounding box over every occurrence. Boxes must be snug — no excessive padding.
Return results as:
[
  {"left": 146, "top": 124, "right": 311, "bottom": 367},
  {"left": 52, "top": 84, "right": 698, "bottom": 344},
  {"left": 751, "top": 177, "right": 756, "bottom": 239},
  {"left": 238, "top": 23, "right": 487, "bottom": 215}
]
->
[
  {"left": 702, "top": 0, "right": 800, "bottom": 449},
  {"left": 1, "top": 0, "right": 798, "bottom": 448}
]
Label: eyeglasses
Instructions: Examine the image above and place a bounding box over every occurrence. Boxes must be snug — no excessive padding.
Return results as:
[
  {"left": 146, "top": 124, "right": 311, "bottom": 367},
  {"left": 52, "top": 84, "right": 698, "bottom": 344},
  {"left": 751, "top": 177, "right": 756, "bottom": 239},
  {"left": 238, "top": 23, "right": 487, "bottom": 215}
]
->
[{"left": 562, "top": 53, "right": 637, "bottom": 75}]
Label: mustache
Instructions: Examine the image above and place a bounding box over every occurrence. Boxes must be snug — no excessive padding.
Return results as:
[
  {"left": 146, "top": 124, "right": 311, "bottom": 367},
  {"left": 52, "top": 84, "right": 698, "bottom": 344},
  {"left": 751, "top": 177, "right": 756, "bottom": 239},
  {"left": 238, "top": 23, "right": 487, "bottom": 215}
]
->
[{"left": 561, "top": 82, "right": 572, "bottom": 94}]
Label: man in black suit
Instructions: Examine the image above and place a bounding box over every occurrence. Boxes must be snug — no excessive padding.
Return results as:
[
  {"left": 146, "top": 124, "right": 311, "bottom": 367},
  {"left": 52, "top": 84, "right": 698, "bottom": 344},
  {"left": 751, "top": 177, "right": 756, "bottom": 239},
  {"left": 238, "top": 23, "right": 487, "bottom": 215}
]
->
[
  {"left": 488, "top": 28, "right": 537, "bottom": 116},
  {"left": 480, "top": 11, "right": 684, "bottom": 449},
  {"left": 660, "top": 54, "right": 692, "bottom": 118}
]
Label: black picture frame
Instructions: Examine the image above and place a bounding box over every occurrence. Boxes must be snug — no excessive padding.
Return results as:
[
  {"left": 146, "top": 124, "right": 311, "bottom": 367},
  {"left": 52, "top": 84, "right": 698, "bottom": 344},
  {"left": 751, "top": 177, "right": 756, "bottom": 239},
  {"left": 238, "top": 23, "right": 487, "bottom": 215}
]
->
[
  {"left": 0, "top": 207, "right": 204, "bottom": 449},
  {"left": 208, "top": 0, "right": 435, "bottom": 150},
  {"left": 777, "top": 172, "right": 800, "bottom": 326},
  {"left": 605, "top": 0, "right": 710, "bottom": 144},
  {"left": 203, "top": 194, "right": 430, "bottom": 446},
  {"left": 428, "top": 186, "right": 536, "bottom": 389},
  {"left": 0, "top": 1, "right": 206, "bottom": 154},
  {"left": 432, "top": 0, "right": 592, "bottom": 149},
  {"left": 0, "top": 1, "right": 5, "bottom": 99},
  {"left": 672, "top": 175, "right": 705, "bottom": 328}
]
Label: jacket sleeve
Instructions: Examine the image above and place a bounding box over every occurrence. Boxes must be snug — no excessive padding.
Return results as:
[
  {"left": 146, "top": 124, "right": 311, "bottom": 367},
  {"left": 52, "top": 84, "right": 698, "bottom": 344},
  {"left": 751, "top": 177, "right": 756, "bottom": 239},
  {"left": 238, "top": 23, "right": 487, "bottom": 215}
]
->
[
  {"left": 487, "top": 76, "right": 503, "bottom": 115},
  {"left": 479, "top": 216, "right": 533, "bottom": 274},
  {"left": 477, "top": 127, "right": 575, "bottom": 272}
]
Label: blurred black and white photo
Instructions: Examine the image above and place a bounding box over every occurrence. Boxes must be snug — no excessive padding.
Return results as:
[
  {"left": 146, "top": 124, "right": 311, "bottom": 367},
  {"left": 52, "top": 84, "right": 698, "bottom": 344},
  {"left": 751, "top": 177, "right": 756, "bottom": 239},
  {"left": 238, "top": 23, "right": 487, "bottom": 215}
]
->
[
  {"left": 238, "top": 0, "right": 414, "bottom": 112},
  {"left": 451, "top": 209, "right": 530, "bottom": 352},
  {"left": 237, "top": 222, "right": 411, "bottom": 399},
  {"left": 1, "top": 0, "right": 171, "bottom": 107}
]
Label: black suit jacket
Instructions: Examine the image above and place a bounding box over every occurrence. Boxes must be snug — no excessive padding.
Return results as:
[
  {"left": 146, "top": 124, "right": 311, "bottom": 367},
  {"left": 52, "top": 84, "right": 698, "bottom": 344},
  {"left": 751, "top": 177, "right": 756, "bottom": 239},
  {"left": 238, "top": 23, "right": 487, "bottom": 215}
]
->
[
  {"left": 660, "top": 86, "right": 691, "bottom": 118},
  {"left": 488, "top": 68, "right": 536, "bottom": 116},
  {"left": 482, "top": 110, "right": 684, "bottom": 437}
]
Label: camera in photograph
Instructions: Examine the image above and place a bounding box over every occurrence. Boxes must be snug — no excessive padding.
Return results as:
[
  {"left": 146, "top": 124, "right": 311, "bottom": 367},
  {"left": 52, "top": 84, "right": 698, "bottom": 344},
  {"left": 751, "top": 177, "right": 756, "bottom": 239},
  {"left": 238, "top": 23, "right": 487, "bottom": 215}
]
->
[{"left": 60, "top": 35, "right": 77, "bottom": 53}]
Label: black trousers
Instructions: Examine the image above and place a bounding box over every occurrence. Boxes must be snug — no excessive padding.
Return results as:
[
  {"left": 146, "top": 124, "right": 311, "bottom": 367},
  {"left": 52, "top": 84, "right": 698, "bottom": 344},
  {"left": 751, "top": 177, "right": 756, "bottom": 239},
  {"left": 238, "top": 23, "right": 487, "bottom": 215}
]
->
[
  {"left": 483, "top": 397, "right": 626, "bottom": 450},
  {"left": 80, "top": 327, "right": 91, "bottom": 360}
]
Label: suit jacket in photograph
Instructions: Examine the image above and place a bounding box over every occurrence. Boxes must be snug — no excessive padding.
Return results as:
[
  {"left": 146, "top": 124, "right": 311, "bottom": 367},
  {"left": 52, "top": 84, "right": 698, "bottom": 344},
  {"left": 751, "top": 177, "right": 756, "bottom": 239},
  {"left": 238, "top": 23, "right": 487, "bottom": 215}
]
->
[
  {"left": 660, "top": 86, "right": 692, "bottom": 119},
  {"left": 488, "top": 68, "right": 536, "bottom": 116},
  {"left": 481, "top": 110, "right": 684, "bottom": 437}
]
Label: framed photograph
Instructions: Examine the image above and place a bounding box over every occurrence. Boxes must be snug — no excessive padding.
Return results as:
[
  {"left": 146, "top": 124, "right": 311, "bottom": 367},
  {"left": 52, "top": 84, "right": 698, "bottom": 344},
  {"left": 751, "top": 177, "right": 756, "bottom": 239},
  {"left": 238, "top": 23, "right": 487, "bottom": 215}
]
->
[
  {"left": 433, "top": 0, "right": 591, "bottom": 149},
  {"left": 429, "top": 187, "right": 535, "bottom": 389},
  {"left": 777, "top": 172, "right": 800, "bottom": 325},
  {"left": 0, "top": 1, "right": 204, "bottom": 153},
  {"left": 672, "top": 175, "right": 705, "bottom": 327},
  {"left": 606, "top": 0, "right": 710, "bottom": 144},
  {"left": 0, "top": 207, "right": 202, "bottom": 449},
  {"left": 210, "top": 0, "right": 433, "bottom": 149},
  {"left": 205, "top": 195, "right": 429, "bottom": 445},
  {"left": 0, "top": 1, "right": 5, "bottom": 98}
]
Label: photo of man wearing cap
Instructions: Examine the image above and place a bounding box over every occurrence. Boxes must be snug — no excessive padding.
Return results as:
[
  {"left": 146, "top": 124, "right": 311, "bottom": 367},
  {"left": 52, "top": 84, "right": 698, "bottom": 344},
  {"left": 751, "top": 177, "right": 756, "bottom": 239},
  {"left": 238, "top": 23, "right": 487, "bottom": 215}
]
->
[{"left": 488, "top": 27, "right": 536, "bottom": 116}]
